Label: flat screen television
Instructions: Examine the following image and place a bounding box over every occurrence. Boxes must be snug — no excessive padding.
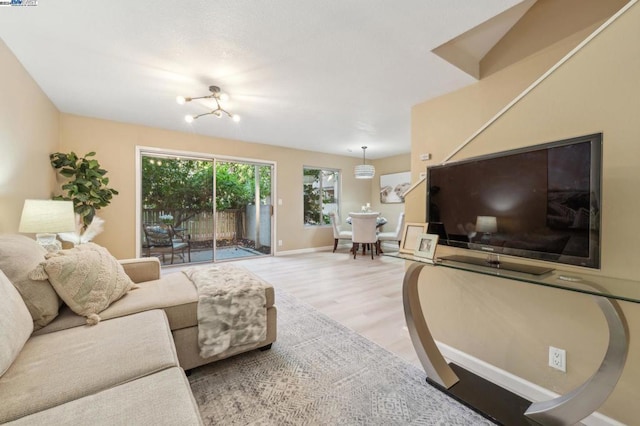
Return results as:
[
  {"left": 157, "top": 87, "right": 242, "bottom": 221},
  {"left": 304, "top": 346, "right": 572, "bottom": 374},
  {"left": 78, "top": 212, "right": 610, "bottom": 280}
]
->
[{"left": 426, "top": 133, "right": 602, "bottom": 271}]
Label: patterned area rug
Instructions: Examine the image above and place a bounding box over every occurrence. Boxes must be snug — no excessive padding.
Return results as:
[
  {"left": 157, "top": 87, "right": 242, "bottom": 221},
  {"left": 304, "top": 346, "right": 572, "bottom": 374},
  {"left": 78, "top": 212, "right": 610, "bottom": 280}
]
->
[{"left": 188, "top": 289, "right": 494, "bottom": 425}]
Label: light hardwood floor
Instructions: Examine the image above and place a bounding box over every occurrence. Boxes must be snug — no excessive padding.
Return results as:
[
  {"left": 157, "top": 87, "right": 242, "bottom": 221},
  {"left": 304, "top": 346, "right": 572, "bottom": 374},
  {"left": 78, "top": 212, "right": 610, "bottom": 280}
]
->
[{"left": 168, "top": 246, "right": 421, "bottom": 367}]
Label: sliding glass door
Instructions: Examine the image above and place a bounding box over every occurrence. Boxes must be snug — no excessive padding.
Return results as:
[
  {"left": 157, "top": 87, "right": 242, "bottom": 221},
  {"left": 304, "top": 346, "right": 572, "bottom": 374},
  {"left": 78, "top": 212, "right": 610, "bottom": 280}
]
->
[
  {"left": 139, "top": 151, "right": 273, "bottom": 266},
  {"left": 214, "top": 160, "right": 273, "bottom": 261}
]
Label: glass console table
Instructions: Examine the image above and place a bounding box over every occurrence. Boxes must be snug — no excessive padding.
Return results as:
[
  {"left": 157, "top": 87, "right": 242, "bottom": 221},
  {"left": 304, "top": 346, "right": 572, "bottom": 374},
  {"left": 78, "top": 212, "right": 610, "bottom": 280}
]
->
[{"left": 386, "top": 252, "right": 639, "bottom": 425}]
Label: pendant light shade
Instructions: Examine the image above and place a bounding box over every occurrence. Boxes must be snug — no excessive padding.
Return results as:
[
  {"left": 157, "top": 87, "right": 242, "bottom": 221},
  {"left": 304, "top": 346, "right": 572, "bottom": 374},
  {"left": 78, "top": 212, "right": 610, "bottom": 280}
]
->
[{"left": 354, "top": 146, "right": 375, "bottom": 179}]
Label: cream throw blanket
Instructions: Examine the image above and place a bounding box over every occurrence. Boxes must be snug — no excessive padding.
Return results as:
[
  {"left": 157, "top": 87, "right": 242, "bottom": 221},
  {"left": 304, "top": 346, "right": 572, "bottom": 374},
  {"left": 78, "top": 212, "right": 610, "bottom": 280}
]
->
[{"left": 182, "top": 265, "right": 267, "bottom": 358}]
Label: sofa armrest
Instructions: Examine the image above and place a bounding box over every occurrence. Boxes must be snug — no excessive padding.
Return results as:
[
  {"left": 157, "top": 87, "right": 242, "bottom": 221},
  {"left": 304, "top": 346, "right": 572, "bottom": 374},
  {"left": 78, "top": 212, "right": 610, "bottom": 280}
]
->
[{"left": 119, "top": 258, "right": 161, "bottom": 283}]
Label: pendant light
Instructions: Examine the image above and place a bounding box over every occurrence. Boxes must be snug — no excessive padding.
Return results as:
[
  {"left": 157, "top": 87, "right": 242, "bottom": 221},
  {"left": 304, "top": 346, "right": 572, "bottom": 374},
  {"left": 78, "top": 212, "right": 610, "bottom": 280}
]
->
[{"left": 354, "top": 146, "right": 375, "bottom": 179}]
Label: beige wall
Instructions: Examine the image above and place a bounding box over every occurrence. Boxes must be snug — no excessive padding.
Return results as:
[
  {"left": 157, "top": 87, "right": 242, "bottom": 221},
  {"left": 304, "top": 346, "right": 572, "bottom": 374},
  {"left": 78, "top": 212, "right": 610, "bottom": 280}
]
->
[
  {"left": 58, "top": 114, "right": 375, "bottom": 259},
  {"left": 0, "top": 39, "right": 59, "bottom": 232},
  {"left": 411, "top": 20, "right": 606, "bottom": 190},
  {"left": 409, "top": 2, "right": 639, "bottom": 422},
  {"left": 481, "top": 0, "right": 629, "bottom": 77}
]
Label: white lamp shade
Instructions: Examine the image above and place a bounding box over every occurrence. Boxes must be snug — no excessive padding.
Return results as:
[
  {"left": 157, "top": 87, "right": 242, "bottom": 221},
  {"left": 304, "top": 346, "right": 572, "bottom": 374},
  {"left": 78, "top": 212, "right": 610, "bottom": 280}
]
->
[
  {"left": 476, "top": 216, "right": 498, "bottom": 234},
  {"left": 354, "top": 164, "right": 375, "bottom": 179},
  {"left": 19, "top": 200, "right": 76, "bottom": 233}
]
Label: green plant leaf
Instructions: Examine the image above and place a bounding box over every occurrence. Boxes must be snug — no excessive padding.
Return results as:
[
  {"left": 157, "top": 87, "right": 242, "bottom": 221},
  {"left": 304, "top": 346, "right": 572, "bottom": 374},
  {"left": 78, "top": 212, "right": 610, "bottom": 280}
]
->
[{"left": 50, "top": 151, "right": 117, "bottom": 231}]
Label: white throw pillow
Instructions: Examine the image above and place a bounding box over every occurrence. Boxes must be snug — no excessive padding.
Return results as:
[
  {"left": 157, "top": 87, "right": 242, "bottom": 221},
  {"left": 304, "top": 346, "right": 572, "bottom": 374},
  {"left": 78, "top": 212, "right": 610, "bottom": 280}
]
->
[
  {"left": 30, "top": 243, "right": 136, "bottom": 325},
  {"left": 0, "top": 234, "right": 61, "bottom": 330},
  {"left": 0, "top": 269, "right": 34, "bottom": 376}
]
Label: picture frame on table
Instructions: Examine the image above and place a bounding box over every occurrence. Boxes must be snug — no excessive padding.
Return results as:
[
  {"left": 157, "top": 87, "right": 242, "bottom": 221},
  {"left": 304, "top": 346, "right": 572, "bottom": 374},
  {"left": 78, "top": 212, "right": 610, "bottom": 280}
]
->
[
  {"left": 414, "top": 233, "right": 439, "bottom": 260},
  {"left": 399, "top": 222, "right": 428, "bottom": 254}
]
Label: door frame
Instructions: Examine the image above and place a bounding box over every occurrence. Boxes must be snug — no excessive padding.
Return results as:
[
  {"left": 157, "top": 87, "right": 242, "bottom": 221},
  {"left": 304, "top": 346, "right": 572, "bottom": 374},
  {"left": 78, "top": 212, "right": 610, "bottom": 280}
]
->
[{"left": 135, "top": 145, "right": 277, "bottom": 260}]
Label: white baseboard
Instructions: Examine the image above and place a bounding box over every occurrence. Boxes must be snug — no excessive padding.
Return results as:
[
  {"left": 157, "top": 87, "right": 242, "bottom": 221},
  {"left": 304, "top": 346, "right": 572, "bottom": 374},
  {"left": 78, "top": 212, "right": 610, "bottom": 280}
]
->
[
  {"left": 436, "top": 342, "right": 625, "bottom": 426},
  {"left": 275, "top": 246, "right": 334, "bottom": 256},
  {"left": 276, "top": 242, "right": 398, "bottom": 257}
]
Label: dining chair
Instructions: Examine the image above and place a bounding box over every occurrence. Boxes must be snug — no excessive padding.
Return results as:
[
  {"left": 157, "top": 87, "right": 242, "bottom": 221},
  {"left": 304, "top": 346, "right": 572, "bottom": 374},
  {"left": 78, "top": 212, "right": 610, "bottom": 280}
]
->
[
  {"left": 349, "top": 212, "right": 379, "bottom": 259},
  {"left": 329, "top": 212, "right": 352, "bottom": 253},
  {"left": 377, "top": 212, "right": 405, "bottom": 253}
]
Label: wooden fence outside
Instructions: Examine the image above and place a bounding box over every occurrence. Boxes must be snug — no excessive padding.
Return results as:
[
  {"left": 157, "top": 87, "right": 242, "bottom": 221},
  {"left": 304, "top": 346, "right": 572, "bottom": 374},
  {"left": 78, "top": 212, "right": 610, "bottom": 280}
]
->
[{"left": 142, "top": 210, "right": 245, "bottom": 243}]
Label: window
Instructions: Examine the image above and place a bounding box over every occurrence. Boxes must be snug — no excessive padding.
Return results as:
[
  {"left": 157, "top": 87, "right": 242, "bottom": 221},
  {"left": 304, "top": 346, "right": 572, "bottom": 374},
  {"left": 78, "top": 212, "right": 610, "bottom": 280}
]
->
[{"left": 303, "top": 168, "right": 340, "bottom": 225}]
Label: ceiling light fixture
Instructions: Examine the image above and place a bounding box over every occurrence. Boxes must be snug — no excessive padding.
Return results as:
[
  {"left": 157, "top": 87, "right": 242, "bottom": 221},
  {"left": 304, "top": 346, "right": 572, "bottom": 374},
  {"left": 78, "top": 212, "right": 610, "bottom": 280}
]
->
[
  {"left": 177, "top": 85, "right": 240, "bottom": 123},
  {"left": 354, "top": 146, "right": 375, "bottom": 179}
]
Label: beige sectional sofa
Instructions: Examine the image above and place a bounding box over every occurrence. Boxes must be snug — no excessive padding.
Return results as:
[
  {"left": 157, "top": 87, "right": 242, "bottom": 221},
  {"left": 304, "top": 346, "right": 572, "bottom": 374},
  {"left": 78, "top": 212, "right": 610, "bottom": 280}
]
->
[{"left": 0, "top": 235, "right": 277, "bottom": 424}]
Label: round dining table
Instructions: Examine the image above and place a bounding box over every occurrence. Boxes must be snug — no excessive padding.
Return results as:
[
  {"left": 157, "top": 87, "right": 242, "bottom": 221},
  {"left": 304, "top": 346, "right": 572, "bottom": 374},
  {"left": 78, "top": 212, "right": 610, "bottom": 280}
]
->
[{"left": 345, "top": 216, "right": 387, "bottom": 228}]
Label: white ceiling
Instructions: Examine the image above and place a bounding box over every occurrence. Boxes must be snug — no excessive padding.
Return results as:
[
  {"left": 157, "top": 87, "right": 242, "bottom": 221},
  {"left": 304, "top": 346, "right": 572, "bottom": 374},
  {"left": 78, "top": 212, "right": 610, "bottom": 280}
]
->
[{"left": 0, "top": 0, "right": 524, "bottom": 159}]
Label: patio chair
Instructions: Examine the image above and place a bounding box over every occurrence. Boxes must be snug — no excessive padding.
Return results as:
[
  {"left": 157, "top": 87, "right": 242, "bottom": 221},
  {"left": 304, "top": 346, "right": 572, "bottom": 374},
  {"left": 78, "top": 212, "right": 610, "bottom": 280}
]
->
[{"left": 142, "top": 223, "right": 191, "bottom": 264}]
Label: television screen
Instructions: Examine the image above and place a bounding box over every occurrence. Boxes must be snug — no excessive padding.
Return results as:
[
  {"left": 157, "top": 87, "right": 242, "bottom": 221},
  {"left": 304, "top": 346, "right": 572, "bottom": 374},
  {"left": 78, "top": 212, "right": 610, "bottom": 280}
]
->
[{"left": 427, "top": 133, "right": 602, "bottom": 270}]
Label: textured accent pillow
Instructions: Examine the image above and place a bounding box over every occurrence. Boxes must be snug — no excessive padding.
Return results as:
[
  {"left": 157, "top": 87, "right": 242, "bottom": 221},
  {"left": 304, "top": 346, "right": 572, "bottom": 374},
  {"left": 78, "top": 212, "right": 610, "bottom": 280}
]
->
[
  {"left": 0, "top": 269, "right": 34, "bottom": 376},
  {"left": 0, "top": 234, "right": 61, "bottom": 330},
  {"left": 30, "top": 243, "right": 136, "bottom": 325}
]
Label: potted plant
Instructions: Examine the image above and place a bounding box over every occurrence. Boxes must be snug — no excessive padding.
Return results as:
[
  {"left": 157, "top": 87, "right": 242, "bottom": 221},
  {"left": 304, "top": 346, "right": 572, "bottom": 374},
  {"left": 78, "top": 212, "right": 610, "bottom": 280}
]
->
[{"left": 50, "top": 151, "right": 118, "bottom": 243}]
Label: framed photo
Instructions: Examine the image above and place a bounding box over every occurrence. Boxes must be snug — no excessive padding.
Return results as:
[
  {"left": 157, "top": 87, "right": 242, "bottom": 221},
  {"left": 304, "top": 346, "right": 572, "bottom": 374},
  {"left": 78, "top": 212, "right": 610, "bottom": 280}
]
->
[
  {"left": 399, "top": 222, "right": 428, "bottom": 254},
  {"left": 414, "top": 233, "right": 439, "bottom": 260},
  {"left": 380, "top": 171, "right": 411, "bottom": 204}
]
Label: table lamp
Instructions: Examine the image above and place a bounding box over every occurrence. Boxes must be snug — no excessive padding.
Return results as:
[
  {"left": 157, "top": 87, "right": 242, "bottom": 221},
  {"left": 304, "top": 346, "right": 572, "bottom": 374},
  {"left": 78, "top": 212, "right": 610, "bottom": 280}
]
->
[
  {"left": 475, "top": 216, "right": 498, "bottom": 235},
  {"left": 18, "top": 199, "right": 76, "bottom": 252}
]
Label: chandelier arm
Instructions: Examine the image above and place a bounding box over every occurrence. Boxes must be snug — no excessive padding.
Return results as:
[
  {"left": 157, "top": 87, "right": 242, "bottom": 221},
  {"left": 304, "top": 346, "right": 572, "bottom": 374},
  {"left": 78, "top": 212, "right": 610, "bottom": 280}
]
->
[
  {"left": 192, "top": 111, "right": 215, "bottom": 120},
  {"left": 185, "top": 95, "right": 214, "bottom": 102},
  {"left": 195, "top": 107, "right": 228, "bottom": 118},
  {"left": 213, "top": 98, "right": 232, "bottom": 117}
]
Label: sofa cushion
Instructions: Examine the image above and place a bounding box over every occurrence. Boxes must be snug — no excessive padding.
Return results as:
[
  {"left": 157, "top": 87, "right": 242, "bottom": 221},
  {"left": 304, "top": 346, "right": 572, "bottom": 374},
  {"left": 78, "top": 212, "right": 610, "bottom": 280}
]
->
[
  {"left": 33, "top": 271, "right": 199, "bottom": 335},
  {"left": 0, "top": 234, "right": 61, "bottom": 329},
  {"left": 30, "top": 243, "right": 136, "bottom": 324},
  {"left": 33, "top": 269, "right": 275, "bottom": 336},
  {"left": 0, "top": 309, "right": 179, "bottom": 423},
  {"left": 101, "top": 271, "right": 200, "bottom": 330},
  {"left": 0, "top": 270, "right": 34, "bottom": 376},
  {"left": 4, "top": 367, "right": 203, "bottom": 425},
  {"left": 106, "top": 269, "right": 275, "bottom": 327}
]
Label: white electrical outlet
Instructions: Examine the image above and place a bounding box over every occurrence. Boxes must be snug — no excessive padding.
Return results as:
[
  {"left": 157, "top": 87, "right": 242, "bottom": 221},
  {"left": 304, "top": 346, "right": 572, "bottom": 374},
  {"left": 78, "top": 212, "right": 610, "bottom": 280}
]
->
[
  {"left": 278, "top": 240, "right": 283, "bottom": 247},
  {"left": 419, "top": 153, "right": 432, "bottom": 161},
  {"left": 549, "top": 346, "right": 566, "bottom": 372}
]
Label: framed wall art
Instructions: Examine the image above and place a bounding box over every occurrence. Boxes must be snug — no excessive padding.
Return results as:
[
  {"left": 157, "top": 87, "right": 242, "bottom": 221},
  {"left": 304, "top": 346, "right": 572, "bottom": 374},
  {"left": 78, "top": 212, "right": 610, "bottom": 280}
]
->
[
  {"left": 399, "top": 222, "right": 428, "bottom": 254},
  {"left": 380, "top": 171, "right": 411, "bottom": 204}
]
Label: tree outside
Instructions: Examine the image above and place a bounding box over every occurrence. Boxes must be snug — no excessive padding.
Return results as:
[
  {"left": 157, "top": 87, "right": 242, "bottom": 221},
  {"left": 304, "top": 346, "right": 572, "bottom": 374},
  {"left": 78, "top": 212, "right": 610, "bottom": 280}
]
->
[
  {"left": 142, "top": 157, "right": 213, "bottom": 228},
  {"left": 303, "top": 168, "right": 339, "bottom": 225}
]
